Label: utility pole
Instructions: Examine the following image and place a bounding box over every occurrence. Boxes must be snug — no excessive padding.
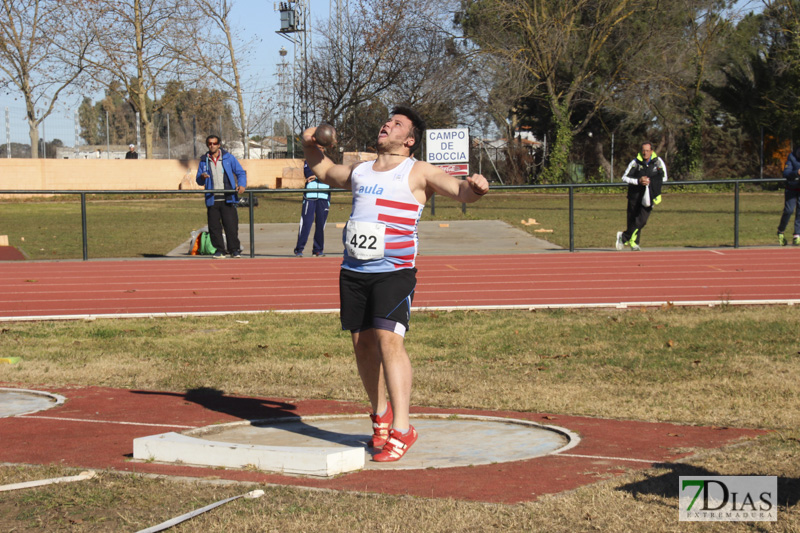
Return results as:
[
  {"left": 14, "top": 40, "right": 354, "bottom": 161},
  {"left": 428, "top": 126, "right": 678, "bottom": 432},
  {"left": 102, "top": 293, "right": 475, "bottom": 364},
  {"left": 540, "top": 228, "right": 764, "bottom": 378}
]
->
[
  {"left": 276, "top": 46, "right": 292, "bottom": 158},
  {"left": 331, "top": 0, "right": 346, "bottom": 46},
  {"left": 276, "top": 0, "right": 312, "bottom": 157}
]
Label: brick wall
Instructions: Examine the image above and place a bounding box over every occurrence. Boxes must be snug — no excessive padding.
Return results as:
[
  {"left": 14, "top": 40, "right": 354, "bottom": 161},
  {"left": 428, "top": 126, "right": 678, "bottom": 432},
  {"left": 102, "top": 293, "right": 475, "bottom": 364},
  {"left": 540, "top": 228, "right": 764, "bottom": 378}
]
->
[{"left": 0, "top": 158, "right": 306, "bottom": 192}]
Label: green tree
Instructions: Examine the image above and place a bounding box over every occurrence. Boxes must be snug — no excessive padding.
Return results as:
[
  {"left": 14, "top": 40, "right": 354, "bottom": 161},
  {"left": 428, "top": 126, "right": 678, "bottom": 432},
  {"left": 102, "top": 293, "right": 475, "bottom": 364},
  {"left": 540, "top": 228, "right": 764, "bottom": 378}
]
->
[
  {"left": 78, "top": 83, "right": 138, "bottom": 146},
  {"left": 157, "top": 80, "right": 235, "bottom": 149},
  {"left": 704, "top": 2, "right": 800, "bottom": 175},
  {"left": 78, "top": 97, "right": 102, "bottom": 145},
  {"left": 460, "top": 0, "right": 742, "bottom": 182},
  {"left": 461, "top": 0, "right": 655, "bottom": 182}
]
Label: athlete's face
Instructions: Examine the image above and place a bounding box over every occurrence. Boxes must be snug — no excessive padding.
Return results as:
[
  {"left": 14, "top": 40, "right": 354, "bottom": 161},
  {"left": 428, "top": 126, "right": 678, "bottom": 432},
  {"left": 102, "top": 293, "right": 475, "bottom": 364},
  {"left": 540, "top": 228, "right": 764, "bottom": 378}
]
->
[
  {"left": 377, "top": 114, "right": 414, "bottom": 154},
  {"left": 641, "top": 143, "right": 653, "bottom": 160}
]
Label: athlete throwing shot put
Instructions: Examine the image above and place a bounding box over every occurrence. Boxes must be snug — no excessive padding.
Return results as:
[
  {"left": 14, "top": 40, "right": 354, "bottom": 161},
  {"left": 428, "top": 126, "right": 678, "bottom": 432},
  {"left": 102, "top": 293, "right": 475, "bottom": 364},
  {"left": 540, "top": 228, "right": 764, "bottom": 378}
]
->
[{"left": 302, "top": 106, "right": 489, "bottom": 462}]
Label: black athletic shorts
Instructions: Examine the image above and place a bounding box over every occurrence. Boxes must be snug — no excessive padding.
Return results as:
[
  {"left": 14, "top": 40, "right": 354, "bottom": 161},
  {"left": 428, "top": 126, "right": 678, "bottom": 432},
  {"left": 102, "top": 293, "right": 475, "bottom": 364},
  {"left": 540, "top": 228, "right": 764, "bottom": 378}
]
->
[{"left": 339, "top": 267, "right": 417, "bottom": 334}]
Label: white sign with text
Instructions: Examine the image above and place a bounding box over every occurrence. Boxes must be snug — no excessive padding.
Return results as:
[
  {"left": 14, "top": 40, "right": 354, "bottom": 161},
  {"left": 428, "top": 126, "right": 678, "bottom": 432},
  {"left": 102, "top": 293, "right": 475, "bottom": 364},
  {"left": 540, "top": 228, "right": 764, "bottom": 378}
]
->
[{"left": 426, "top": 128, "right": 469, "bottom": 164}]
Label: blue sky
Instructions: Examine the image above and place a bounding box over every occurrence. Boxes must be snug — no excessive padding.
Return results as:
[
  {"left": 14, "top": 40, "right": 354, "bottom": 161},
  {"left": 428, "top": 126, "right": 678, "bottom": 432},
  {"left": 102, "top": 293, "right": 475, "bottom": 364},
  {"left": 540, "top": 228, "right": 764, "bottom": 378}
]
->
[
  {"left": 230, "top": 0, "right": 329, "bottom": 89},
  {"left": 0, "top": 0, "right": 330, "bottom": 144},
  {"left": 0, "top": 0, "right": 765, "bottom": 146}
]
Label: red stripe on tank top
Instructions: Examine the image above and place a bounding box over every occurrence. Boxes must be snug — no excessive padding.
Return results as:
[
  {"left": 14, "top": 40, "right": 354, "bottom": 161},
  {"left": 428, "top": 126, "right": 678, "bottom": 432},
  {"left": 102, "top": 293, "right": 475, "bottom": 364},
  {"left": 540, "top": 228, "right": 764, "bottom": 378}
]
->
[
  {"left": 378, "top": 213, "right": 416, "bottom": 226},
  {"left": 375, "top": 198, "right": 420, "bottom": 212},
  {"left": 394, "top": 262, "right": 414, "bottom": 269},
  {"left": 385, "top": 240, "right": 414, "bottom": 249},
  {"left": 386, "top": 227, "right": 413, "bottom": 236}
]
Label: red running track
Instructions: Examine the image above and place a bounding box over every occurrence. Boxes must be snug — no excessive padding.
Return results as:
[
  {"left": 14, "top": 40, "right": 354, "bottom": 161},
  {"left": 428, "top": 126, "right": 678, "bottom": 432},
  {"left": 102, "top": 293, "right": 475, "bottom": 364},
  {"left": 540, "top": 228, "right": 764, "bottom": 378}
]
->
[
  {"left": 1, "top": 248, "right": 800, "bottom": 320},
  {"left": 0, "top": 386, "right": 766, "bottom": 504}
]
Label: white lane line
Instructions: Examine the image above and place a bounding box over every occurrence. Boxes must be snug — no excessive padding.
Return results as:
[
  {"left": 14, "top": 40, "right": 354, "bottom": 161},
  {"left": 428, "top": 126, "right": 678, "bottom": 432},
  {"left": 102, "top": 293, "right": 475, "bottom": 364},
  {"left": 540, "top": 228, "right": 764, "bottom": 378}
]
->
[
  {"left": 17, "top": 415, "right": 197, "bottom": 429},
  {"left": 1, "top": 298, "right": 798, "bottom": 323},
  {"left": 556, "top": 453, "right": 658, "bottom": 464}
]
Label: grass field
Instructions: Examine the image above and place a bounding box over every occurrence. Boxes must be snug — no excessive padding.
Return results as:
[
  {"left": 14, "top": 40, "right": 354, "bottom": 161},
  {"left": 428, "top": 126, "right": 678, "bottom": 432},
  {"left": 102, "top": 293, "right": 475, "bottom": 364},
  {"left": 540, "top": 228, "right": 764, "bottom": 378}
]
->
[
  {"left": 0, "top": 306, "right": 798, "bottom": 531},
  {"left": 0, "top": 189, "right": 787, "bottom": 259},
  {"left": 0, "top": 187, "right": 796, "bottom": 530}
]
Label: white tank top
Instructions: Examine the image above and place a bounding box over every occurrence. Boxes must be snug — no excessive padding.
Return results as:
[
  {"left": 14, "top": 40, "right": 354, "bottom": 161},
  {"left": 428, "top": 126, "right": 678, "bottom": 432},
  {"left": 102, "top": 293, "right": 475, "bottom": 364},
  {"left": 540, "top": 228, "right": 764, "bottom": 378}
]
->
[{"left": 342, "top": 158, "right": 424, "bottom": 273}]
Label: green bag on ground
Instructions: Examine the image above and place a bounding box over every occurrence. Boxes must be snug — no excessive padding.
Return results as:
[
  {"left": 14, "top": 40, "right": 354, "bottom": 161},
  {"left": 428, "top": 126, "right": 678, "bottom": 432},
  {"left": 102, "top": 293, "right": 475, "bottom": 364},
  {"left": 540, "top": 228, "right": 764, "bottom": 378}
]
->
[{"left": 198, "top": 231, "right": 217, "bottom": 255}]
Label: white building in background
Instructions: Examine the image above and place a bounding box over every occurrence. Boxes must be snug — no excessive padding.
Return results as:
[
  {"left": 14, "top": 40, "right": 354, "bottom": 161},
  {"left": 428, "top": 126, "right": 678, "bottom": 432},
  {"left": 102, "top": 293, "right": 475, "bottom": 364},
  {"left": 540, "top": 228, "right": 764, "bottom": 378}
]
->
[
  {"left": 248, "top": 137, "right": 288, "bottom": 159},
  {"left": 475, "top": 133, "right": 543, "bottom": 164},
  {"left": 54, "top": 145, "right": 145, "bottom": 160},
  {"left": 53, "top": 136, "right": 289, "bottom": 160}
]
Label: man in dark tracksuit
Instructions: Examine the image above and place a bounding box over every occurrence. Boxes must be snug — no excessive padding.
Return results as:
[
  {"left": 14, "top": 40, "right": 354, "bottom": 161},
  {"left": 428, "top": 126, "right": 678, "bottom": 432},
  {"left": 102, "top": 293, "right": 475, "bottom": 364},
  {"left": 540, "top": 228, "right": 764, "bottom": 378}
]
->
[
  {"left": 615, "top": 142, "right": 668, "bottom": 251},
  {"left": 294, "top": 162, "right": 331, "bottom": 257}
]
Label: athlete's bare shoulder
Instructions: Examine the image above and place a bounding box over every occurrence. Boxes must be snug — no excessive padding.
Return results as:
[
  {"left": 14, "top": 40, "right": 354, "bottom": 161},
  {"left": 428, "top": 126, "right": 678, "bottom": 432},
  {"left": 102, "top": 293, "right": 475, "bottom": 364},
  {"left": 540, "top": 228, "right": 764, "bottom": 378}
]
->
[
  {"left": 351, "top": 160, "right": 371, "bottom": 172},
  {"left": 409, "top": 159, "right": 436, "bottom": 175},
  {"left": 408, "top": 160, "right": 439, "bottom": 186}
]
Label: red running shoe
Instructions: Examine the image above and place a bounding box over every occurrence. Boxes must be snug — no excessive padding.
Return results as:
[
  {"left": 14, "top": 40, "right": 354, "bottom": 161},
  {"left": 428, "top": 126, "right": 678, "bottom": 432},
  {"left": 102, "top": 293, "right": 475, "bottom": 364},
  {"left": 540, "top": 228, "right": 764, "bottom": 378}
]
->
[
  {"left": 373, "top": 426, "right": 418, "bottom": 462},
  {"left": 369, "top": 402, "right": 393, "bottom": 448}
]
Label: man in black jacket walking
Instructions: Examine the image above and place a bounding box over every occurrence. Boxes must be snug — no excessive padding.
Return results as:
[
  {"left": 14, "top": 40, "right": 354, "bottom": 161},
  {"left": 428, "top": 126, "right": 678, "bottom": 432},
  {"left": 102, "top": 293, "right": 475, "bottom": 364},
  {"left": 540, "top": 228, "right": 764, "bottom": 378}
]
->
[{"left": 615, "top": 142, "right": 668, "bottom": 251}]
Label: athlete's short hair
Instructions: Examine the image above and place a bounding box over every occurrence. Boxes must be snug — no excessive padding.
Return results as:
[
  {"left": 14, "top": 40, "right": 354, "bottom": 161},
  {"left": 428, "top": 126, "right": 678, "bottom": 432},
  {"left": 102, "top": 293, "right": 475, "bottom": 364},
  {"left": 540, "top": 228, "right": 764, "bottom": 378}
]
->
[{"left": 391, "top": 105, "right": 426, "bottom": 155}]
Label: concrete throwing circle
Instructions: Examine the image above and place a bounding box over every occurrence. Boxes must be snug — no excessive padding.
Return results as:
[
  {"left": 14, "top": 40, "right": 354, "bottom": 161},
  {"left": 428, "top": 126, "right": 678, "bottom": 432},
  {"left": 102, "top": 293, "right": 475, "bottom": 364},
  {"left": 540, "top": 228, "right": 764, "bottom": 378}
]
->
[
  {"left": 188, "top": 413, "right": 578, "bottom": 471},
  {"left": 0, "top": 388, "right": 65, "bottom": 418}
]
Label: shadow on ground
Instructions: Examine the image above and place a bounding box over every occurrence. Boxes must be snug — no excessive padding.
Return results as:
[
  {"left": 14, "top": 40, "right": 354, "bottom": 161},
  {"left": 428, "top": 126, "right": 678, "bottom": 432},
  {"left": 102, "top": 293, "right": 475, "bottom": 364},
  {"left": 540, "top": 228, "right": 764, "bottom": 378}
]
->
[
  {"left": 617, "top": 463, "right": 799, "bottom": 508},
  {"left": 131, "top": 387, "right": 368, "bottom": 447}
]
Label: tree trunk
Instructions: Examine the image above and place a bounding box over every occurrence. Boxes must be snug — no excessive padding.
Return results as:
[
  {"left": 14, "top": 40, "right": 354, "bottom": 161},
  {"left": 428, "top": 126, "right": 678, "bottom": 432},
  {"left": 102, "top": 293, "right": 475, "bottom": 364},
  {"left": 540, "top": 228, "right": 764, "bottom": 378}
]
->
[
  {"left": 223, "top": 15, "right": 248, "bottom": 159},
  {"left": 25, "top": 97, "right": 39, "bottom": 159},
  {"left": 542, "top": 101, "right": 573, "bottom": 183},
  {"left": 595, "top": 140, "right": 612, "bottom": 180},
  {"left": 27, "top": 119, "right": 40, "bottom": 159}
]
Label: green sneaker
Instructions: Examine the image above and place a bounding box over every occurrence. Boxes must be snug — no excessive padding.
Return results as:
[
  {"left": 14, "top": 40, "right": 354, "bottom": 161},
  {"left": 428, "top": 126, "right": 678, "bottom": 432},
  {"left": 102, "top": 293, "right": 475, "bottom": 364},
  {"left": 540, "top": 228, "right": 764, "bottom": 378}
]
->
[
  {"left": 778, "top": 233, "right": 787, "bottom": 246},
  {"left": 794, "top": 235, "right": 800, "bottom": 246}
]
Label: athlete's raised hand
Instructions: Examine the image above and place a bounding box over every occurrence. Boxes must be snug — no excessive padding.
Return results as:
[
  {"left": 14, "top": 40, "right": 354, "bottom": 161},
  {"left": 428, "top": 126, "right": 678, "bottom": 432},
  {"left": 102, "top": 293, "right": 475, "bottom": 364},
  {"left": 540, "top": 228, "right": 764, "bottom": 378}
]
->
[{"left": 467, "top": 174, "right": 489, "bottom": 197}]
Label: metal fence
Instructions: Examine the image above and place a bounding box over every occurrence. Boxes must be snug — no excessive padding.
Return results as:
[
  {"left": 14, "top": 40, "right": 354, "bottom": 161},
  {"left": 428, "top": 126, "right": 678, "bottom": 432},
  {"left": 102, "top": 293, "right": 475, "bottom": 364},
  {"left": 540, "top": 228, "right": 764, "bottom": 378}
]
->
[
  {"left": 0, "top": 177, "right": 786, "bottom": 260},
  {"left": 488, "top": 178, "right": 784, "bottom": 251}
]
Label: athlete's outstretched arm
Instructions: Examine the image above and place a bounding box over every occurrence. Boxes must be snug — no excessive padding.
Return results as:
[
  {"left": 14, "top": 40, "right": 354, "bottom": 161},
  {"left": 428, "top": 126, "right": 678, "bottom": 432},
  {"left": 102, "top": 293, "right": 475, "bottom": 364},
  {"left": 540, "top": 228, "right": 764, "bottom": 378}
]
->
[
  {"left": 301, "top": 127, "right": 354, "bottom": 189},
  {"left": 416, "top": 161, "right": 489, "bottom": 203}
]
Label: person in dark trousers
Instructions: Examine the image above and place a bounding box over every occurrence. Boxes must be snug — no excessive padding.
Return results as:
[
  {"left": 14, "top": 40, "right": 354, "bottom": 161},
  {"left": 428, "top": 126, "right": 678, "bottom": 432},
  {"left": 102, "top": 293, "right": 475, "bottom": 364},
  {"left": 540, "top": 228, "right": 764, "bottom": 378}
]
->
[
  {"left": 195, "top": 135, "right": 247, "bottom": 258},
  {"left": 125, "top": 144, "right": 138, "bottom": 159},
  {"left": 294, "top": 162, "right": 331, "bottom": 257},
  {"left": 615, "top": 141, "right": 668, "bottom": 251},
  {"left": 302, "top": 106, "right": 489, "bottom": 462},
  {"left": 778, "top": 146, "right": 800, "bottom": 246}
]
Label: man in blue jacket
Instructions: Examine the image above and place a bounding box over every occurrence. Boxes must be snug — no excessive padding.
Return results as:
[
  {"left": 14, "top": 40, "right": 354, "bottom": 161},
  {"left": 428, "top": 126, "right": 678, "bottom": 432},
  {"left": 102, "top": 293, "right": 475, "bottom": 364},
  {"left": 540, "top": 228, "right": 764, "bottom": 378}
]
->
[
  {"left": 294, "top": 162, "right": 331, "bottom": 257},
  {"left": 196, "top": 135, "right": 247, "bottom": 258},
  {"left": 778, "top": 146, "right": 800, "bottom": 246}
]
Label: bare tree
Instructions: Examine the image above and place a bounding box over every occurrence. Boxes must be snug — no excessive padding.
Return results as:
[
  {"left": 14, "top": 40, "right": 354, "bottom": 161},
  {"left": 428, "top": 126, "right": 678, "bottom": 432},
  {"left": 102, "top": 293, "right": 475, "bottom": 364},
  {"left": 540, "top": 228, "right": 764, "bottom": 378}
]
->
[
  {"left": 177, "top": 0, "right": 254, "bottom": 158},
  {"left": 383, "top": 10, "right": 475, "bottom": 127},
  {"left": 308, "top": 0, "right": 470, "bottom": 151},
  {"left": 0, "top": 0, "right": 92, "bottom": 157},
  {"left": 79, "top": 0, "right": 196, "bottom": 158}
]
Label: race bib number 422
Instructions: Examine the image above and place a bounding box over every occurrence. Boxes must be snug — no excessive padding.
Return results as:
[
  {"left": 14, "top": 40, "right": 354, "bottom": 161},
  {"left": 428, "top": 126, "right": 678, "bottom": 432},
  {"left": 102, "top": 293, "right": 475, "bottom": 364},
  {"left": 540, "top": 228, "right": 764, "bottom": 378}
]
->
[{"left": 345, "top": 220, "right": 385, "bottom": 260}]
